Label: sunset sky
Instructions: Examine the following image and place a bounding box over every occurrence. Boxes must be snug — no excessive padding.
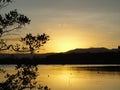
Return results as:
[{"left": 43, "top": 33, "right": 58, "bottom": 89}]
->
[{"left": 1, "top": 0, "right": 120, "bottom": 53}]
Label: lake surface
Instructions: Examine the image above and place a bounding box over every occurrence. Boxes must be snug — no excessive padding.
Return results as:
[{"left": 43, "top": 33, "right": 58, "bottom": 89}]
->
[{"left": 0, "top": 65, "right": 120, "bottom": 90}]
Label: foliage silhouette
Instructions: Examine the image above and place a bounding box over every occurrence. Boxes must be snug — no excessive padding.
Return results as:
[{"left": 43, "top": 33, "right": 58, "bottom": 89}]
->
[
  {"left": 0, "top": 9, "right": 30, "bottom": 37},
  {"left": 0, "top": 64, "right": 50, "bottom": 90},
  {"left": 0, "top": 0, "right": 50, "bottom": 90},
  {"left": 0, "top": 1, "right": 49, "bottom": 54},
  {"left": 0, "top": 0, "right": 30, "bottom": 52},
  {"left": 0, "top": 9, "right": 30, "bottom": 51},
  {"left": 21, "top": 33, "right": 49, "bottom": 54}
]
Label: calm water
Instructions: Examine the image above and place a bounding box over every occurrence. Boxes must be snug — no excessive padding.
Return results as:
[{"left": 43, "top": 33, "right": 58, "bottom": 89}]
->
[{"left": 0, "top": 65, "right": 120, "bottom": 90}]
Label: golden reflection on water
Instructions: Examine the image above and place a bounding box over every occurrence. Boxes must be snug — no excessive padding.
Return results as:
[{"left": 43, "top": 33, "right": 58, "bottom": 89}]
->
[
  {"left": 37, "top": 65, "right": 120, "bottom": 90},
  {"left": 0, "top": 65, "right": 120, "bottom": 90}
]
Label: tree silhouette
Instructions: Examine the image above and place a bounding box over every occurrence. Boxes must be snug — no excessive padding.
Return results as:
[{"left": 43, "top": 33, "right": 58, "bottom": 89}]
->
[
  {"left": 21, "top": 33, "right": 49, "bottom": 54},
  {"left": 0, "top": 0, "right": 50, "bottom": 90},
  {"left": 0, "top": 1, "right": 49, "bottom": 54},
  {"left": 0, "top": 9, "right": 30, "bottom": 51},
  {"left": 0, "top": 0, "right": 30, "bottom": 52},
  {"left": 0, "top": 9, "right": 30, "bottom": 37}
]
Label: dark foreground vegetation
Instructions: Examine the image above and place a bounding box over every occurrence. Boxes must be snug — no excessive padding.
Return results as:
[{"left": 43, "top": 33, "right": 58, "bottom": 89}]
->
[
  {"left": 0, "top": 64, "right": 50, "bottom": 90},
  {"left": 0, "top": 52, "right": 120, "bottom": 64}
]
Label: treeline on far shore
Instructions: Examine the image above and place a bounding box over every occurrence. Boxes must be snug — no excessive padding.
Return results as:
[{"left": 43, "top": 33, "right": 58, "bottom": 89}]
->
[{"left": 0, "top": 52, "right": 120, "bottom": 64}]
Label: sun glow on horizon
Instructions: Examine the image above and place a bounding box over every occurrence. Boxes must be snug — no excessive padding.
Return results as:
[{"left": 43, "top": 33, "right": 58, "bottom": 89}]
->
[
  {"left": 34, "top": 23, "right": 120, "bottom": 54},
  {"left": 41, "top": 24, "right": 89, "bottom": 53},
  {"left": 55, "top": 41, "right": 79, "bottom": 52}
]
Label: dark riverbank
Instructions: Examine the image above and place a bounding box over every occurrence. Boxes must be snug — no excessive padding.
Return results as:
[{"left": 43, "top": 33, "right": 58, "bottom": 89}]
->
[{"left": 0, "top": 52, "right": 120, "bottom": 64}]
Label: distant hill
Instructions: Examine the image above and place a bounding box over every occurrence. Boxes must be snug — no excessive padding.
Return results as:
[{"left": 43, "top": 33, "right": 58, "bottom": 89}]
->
[{"left": 66, "top": 47, "right": 110, "bottom": 54}]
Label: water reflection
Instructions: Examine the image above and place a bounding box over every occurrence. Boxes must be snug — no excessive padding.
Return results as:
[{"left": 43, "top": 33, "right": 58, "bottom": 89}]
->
[
  {"left": 37, "top": 65, "right": 120, "bottom": 90},
  {"left": 0, "top": 65, "right": 120, "bottom": 90},
  {"left": 0, "top": 65, "right": 50, "bottom": 90}
]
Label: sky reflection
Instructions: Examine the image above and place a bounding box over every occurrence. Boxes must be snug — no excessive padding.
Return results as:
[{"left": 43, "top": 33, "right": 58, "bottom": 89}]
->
[
  {"left": 37, "top": 65, "right": 120, "bottom": 90},
  {"left": 0, "top": 65, "right": 120, "bottom": 90}
]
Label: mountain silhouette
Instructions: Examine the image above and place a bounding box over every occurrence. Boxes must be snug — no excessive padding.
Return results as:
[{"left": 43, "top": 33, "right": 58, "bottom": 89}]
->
[{"left": 66, "top": 47, "right": 109, "bottom": 53}]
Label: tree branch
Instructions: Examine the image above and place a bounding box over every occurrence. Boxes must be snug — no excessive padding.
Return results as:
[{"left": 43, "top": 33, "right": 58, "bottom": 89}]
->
[{"left": 1, "top": 26, "right": 21, "bottom": 36}]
